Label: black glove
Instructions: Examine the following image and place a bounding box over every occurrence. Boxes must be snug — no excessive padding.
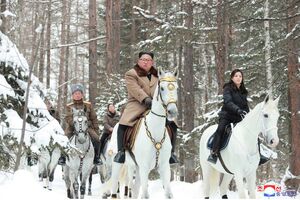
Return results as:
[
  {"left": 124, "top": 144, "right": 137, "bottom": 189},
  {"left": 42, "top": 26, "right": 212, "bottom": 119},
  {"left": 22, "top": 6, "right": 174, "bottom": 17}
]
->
[
  {"left": 237, "top": 109, "right": 247, "bottom": 118},
  {"left": 143, "top": 97, "right": 152, "bottom": 109}
]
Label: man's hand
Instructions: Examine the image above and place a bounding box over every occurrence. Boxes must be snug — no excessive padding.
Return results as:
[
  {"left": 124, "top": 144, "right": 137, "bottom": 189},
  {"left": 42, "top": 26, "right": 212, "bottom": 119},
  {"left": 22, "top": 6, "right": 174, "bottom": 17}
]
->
[{"left": 143, "top": 97, "right": 152, "bottom": 109}]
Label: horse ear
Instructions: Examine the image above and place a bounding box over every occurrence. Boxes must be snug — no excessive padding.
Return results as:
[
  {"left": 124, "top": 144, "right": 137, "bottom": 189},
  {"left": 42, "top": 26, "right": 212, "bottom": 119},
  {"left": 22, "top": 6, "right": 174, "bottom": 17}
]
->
[
  {"left": 158, "top": 67, "right": 165, "bottom": 77},
  {"left": 173, "top": 67, "right": 178, "bottom": 78},
  {"left": 274, "top": 95, "right": 280, "bottom": 107},
  {"left": 264, "top": 94, "right": 270, "bottom": 104}
]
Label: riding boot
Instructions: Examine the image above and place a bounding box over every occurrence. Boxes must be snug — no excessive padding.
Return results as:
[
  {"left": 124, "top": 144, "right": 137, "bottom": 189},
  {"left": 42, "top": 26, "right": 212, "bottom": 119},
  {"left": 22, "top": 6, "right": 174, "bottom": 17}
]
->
[
  {"left": 168, "top": 121, "right": 179, "bottom": 164},
  {"left": 58, "top": 154, "right": 66, "bottom": 165},
  {"left": 114, "top": 124, "right": 128, "bottom": 163},
  {"left": 93, "top": 141, "right": 103, "bottom": 165},
  {"left": 207, "top": 132, "right": 220, "bottom": 164},
  {"left": 258, "top": 138, "right": 270, "bottom": 166}
]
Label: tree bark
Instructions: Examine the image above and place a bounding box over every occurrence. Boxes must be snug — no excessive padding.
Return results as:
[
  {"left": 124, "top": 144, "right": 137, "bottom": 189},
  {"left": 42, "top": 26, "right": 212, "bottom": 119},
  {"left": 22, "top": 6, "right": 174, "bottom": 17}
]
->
[
  {"left": 89, "top": 0, "right": 98, "bottom": 105},
  {"left": 46, "top": 0, "right": 52, "bottom": 88},
  {"left": 57, "top": 0, "right": 67, "bottom": 123},
  {"left": 216, "top": 0, "right": 228, "bottom": 94},
  {"left": 105, "top": 0, "right": 113, "bottom": 74},
  {"left": 264, "top": 0, "right": 273, "bottom": 95},
  {"left": 286, "top": 0, "right": 300, "bottom": 189},
  {"left": 112, "top": 0, "right": 121, "bottom": 72},
  {"left": 0, "top": 0, "right": 7, "bottom": 33}
]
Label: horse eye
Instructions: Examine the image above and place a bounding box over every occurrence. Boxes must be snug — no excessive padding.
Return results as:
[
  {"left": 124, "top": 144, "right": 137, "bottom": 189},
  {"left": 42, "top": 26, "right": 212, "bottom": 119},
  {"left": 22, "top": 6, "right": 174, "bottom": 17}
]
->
[
  {"left": 264, "top": 114, "right": 268, "bottom": 118},
  {"left": 160, "top": 86, "right": 164, "bottom": 91}
]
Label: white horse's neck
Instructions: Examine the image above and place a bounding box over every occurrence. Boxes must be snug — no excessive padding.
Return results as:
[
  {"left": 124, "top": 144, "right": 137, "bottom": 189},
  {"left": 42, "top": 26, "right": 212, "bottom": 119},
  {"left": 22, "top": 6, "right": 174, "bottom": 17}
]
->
[
  {"left": 234, "top": 103, "right": 263, "bottom": 152},
  {"left": 146, "top": 84, "right": 166, "bottom": 137}
]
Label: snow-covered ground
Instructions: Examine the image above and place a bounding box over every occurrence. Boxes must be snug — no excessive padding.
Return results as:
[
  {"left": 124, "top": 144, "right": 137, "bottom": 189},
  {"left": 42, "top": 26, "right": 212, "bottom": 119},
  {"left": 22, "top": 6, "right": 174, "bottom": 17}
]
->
[{"left": 0, "top": 166, "right": 298, "bottom": 199}]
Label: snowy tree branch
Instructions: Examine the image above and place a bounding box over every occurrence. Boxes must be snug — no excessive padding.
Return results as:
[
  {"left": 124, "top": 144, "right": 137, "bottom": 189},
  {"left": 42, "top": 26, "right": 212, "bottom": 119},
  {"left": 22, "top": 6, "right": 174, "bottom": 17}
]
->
[{"left": 50, "top": 36, "right": 106, "bottom": 50}]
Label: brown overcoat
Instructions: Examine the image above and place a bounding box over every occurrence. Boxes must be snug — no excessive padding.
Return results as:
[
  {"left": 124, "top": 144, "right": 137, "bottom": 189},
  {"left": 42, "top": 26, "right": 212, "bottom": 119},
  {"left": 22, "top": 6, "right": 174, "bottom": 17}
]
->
[
  {"left": 65, "top": 99, "right": 100, "bottom": 141},
  {"left": 103, "top": 111, "right": 120, "bottom": 134},
  {"left": 119, "top": 65, "right": 158, "bottom": 126}
]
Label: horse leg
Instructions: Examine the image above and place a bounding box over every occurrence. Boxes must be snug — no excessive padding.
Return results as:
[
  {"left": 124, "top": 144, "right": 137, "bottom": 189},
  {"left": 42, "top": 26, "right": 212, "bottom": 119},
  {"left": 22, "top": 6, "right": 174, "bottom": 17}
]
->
[
  {"left": 246, "top": 172, "right": 257, "bottom": 199},
  {"left": 235, "top": 175, "right": 246, "bottom": 198},
  {"left": 139, "top": 167, "right": 150, "bottom": 199},
  {"left": 73, "top": 179, "right": 79, "bottom": 199},
  {"left": 158, "top": 164, "right": 173, "bottom": 198},
  {"left": 219, "top": 174, "right": 233, "bottom": 198},
  {"left": 201, "top": 163, "right": 212, "bottom": 198},
  {"left": 127, "top": 166, "right": 135, "bottom": 198},
  {"left": 110, "top": 163, "right": 123, "bottom": 197},
  {"left": 88, "top": 171, "right": 92, "bottom": 195}
]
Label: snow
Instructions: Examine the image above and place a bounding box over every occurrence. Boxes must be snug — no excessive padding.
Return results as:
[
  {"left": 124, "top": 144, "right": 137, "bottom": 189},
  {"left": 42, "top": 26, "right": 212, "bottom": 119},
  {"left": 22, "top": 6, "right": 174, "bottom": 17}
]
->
[{"left": 0, "top": 166, "right": 298, "bottom": 199}]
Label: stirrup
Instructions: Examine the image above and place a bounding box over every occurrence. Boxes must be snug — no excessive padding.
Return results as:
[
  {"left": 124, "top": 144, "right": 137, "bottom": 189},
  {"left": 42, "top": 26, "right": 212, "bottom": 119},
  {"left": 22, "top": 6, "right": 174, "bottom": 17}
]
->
[
  {"left": 207, "top": 153, "right": 217, "bottom": 164},
  {"left": 114, "top": 150, "right": 125, "bottom": 163}
]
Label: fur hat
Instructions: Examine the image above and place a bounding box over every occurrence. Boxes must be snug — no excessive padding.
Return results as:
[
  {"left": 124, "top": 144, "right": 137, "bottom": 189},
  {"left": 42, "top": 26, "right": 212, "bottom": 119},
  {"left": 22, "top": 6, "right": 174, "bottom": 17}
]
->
[{"left": 71, "top": 84, "right": 84, "bottom": 94}]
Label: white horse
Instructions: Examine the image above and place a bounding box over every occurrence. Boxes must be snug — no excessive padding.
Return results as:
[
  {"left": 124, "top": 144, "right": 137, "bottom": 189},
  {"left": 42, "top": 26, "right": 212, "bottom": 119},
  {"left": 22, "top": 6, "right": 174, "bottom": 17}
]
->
[
  {"left": 107, "top": 67, "right": 178, "bottom": 199},
  {"left": 37, "top": 142, "right": 60, "bottom": 190},
  {"left": 199, "top": 95, "right": 280, "bottom": 198},
  {"left": 64, "top": 108, "right": 94, "bottom": 199}
]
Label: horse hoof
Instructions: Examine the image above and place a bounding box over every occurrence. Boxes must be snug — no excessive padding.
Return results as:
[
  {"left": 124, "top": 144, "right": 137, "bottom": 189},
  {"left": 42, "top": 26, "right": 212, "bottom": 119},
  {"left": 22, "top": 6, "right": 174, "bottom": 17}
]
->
[{"left": 88, "top": 191, "right": 92, "bottom": 196}]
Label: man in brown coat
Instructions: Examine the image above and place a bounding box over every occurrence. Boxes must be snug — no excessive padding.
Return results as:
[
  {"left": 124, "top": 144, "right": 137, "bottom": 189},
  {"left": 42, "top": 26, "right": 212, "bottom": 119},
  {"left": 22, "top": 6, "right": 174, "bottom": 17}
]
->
[
  {"left": 114, "top": 52, "right": 179, "bottom": 164},
  {"left": 99, "top": 103, "right": 119, "bottom": 154},
  {"left": 59, "top": 83, "right": 102, "bottom": 165}
]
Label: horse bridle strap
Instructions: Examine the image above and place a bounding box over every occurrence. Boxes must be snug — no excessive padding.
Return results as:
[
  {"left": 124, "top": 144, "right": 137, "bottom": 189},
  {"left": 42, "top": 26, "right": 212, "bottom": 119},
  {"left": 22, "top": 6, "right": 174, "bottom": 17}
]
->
[{"left": 144, "top": 118, "right": 166, "bottom": 169}]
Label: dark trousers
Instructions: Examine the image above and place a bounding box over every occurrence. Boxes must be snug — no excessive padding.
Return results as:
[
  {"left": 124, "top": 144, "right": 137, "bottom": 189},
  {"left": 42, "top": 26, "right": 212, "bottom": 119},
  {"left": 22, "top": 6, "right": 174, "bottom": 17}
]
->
[
  {"left": 99, "top": 132, "right": 110, "bottom": 154},
  {"left": 166, "top": 120, "right": 177, "bottom": 152},
  {"left": 211, "top": 118, "right": 232, "bottom": 153},
  {"left": 92, "top": 140, "right": 100, "bottom": 159},
  {"left": 117, "top": 124, "right": 129, "bottom": 151}
]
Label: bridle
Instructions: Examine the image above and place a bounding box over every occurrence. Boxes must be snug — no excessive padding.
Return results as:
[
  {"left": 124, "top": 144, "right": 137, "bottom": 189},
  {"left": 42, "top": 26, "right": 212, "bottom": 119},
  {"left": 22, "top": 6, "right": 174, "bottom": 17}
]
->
[{"left": 151, "top": 76, "right": 178, "bottom": 118}]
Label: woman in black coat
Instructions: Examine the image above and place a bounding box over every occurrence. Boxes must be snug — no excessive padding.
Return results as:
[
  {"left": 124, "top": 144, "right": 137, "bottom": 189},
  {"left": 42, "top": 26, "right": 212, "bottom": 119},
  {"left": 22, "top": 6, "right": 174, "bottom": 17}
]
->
[{"left": 208, "top": 69, "right": 249, "bottom": 164}]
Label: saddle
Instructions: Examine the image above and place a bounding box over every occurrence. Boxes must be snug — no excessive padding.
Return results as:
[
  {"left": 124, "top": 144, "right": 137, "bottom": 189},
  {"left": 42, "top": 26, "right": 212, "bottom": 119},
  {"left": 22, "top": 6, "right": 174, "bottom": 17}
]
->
[
  {"left": 124, "top": 111, "right": 173, "bottom": 151},
  {"left": 207, "top": 123, "right": 235, "bottom": 151}
]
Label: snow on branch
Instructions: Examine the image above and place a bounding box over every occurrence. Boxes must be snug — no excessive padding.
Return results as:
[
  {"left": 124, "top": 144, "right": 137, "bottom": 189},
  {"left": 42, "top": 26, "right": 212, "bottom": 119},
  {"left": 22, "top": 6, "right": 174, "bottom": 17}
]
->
[
  {"left": 50, "top": 35, "right": 106, "bottom": 50},
  {"left": 133, "top": 6, "right": 188, "bottom": 31}
]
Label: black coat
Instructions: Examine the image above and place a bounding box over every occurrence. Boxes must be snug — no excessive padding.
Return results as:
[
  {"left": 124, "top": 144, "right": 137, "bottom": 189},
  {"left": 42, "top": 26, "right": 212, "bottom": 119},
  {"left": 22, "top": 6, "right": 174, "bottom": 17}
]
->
[{"left": 218, "top": 83, "right": 249, "bottom": 123}]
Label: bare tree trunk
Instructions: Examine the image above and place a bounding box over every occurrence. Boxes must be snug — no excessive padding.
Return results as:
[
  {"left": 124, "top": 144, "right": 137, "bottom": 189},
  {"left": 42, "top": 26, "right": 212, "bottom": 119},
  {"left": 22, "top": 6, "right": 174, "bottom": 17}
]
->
[
  {"left": 129, "top": 0, "right": 136, "bottom": 69},
  {"left": 264, "top": 0, "right": 273, "bottom": 94},
  {"left": 112, "top": 0, "right": 121, "bottom": 72},
  {"left": 182, "top": 0, "right": 194, "bottom": 132},
  {"left": 89, "top": 0, "right": 98, "bottom": 105},
  {"left": 75, "top": 0, "right": 79, "bottom": 83},
  {"left": 38, "top": 12, "right": 46, "bottom": 83},
  {"left": 286, "top": 0, "right": 300, "bottom": 189},
  {"left": 30, "top": 2, "right": 38, "bottom": 73},
  {"left": 46, "top": 0, "right": 52, "bottom": 88},
  {"left": 64, "top": 0, "right": 71, "bottom": 110},
  {"left": 182, "top": 0, "right": 196, "bottom": 183},
  {"left": 150, "top": 0, "right": 157, "bottom": 15},
  {"left": 216, "top": 0, "right": 227, "bottom": 94},
  {"left": 105, "top": 0, "right": 113, "bottom": 74},
  {"left": 0, "top": 0, "right": 7, "bottom": 33},
  {"left": 57, "top": 0, "right": 67, "bottom": 123}
]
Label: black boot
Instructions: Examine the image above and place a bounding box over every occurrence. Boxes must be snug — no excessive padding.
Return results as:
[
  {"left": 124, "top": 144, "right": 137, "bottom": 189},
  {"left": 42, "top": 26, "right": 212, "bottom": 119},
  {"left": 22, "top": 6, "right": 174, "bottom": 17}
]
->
[
  {"left": 114, "top": 125, "right": 128, "bottom": 163},
  {"left": 58, "top": 155, "right": 66, "bottom": 165},
  {"left": 93, "top": 141, "right": 103, "bottom": 165},
  {"left": 168, "top": 121, "right": 179, "bottom": 164}
]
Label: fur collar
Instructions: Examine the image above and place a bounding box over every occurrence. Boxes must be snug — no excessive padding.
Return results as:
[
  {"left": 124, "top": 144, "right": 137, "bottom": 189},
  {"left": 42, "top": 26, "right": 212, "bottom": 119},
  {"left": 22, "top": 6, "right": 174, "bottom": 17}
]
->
[{"left": 134, "top": 64, "right": 158, "bottom": 77}]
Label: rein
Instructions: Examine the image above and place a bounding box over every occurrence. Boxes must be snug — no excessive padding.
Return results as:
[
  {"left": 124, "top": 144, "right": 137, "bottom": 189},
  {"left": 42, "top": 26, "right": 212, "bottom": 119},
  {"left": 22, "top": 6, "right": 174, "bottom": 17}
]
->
[{"left": 143, "top": 75, "right": 176, "bottom": 169}]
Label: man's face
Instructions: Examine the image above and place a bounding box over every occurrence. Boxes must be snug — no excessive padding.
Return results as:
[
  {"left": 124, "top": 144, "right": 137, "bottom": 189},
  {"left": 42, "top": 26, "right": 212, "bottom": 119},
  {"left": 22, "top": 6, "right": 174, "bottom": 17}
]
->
[
  {"left": 137, "top": 54, "right": 153, "bottom": 72},
  {"left": 108, "top": 104, "right": 115, "bottom": 113},
  {"left": 72, "top": 91, "right": 83, "bottom": 101}
]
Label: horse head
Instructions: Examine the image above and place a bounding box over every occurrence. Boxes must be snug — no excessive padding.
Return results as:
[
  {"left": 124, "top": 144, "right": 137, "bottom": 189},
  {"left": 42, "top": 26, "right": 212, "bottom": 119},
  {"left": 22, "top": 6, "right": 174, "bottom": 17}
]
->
[
  {"left": 157, "top": 67, "right": 179, "bottom": 121},
  {"left": 260, "top": 94, "right": 280, "bottom": 148},
  {"left": 72, "top": 108, "right": 89, "bottom": 144}
]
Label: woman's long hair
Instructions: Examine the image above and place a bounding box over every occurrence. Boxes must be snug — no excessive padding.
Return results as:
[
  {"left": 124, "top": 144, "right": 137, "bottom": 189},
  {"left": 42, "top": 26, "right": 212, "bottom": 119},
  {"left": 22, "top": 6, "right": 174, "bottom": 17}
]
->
[{"left": 224, "top": 69, "right": 248, "bottom": 95}]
